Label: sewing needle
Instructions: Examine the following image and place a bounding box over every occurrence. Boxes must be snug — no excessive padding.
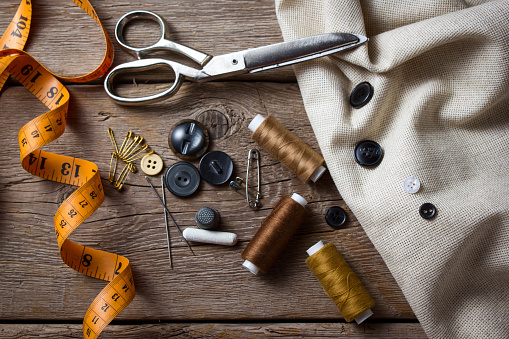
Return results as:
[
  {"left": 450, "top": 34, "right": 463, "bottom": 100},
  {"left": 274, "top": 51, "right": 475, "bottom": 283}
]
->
[
  {"left": 161, "top": 175, "right": 173, "bottom": 268},
  {"left": 145, "top": 176, "right": 195, "bottom": 256}
]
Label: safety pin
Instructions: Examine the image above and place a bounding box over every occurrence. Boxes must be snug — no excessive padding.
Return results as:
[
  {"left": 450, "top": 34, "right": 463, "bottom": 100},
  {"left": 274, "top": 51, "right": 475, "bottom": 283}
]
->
[
  {"left": 124, "top": 145, "right": 151, "bottom": 163},
  {"left": 108, "top": 129, "right": 120, "bottom": 182},
  {"left": 119, "top": 135, "right": 143, "bottom": 160},
  {"left": 108, "top": 129, "right": 132, "bottom": 183},
  {"left": 109, "top": 152, "right": 118, "bottom": 182},
  {"left": 229, "top": 177, "right": 261, "bottom": 209},
  {"left": 245, "top": 149, "right": 262, "bottom": 208},
  {"left": 118, "top": 131, "right": 133, "bottom": 155},
  {"left": 114, "top": 162, "right": 136, "bottom": 190}
]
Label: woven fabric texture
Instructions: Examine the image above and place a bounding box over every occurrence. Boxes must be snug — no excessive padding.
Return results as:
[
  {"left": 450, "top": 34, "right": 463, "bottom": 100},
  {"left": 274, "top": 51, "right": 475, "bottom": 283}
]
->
[{"left": 274, "top": 0, "right": 509, "bottom": 337}]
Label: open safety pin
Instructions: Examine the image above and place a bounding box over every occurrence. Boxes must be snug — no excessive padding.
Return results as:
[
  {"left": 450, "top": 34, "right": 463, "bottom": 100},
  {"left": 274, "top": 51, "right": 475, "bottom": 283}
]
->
[{"left": 229, "top": 177, "right": 261, "bottom": 209}]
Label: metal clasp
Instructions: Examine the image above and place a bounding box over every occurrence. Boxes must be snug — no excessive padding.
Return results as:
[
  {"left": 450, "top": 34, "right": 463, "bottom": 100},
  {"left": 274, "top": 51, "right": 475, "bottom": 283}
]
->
[{"left": 229, "top": 149, "right": 262, "bottom": 209}]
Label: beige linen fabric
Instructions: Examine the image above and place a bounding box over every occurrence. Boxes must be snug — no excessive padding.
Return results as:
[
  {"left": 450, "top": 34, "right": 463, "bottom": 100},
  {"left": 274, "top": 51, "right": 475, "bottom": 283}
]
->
[{"left": 274, "top": 0, "right": 509, "bottom": 337}]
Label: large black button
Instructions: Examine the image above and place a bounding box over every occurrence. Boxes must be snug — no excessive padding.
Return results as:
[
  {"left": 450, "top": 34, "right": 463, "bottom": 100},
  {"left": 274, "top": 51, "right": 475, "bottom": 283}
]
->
[
  {"left": 168, "top": 119, "right": 209, "bottom": 160},
  {"left": 199, "top": 151, "right": 233, "bottom": 185},
  {"left": 165, "top": 161, "right": 201, "bottom": 197},
  {"left": 325, "top": 206, "right": 347, "bottom": 229},
  {"left": 419, "top": 203, "right": 436, "bottom": 219},
  {"left": 350, "top": 82, "right": 373, "bottom": 108},
  {"left": 354, "top": 140, "right": 383, "bottom": 166}
]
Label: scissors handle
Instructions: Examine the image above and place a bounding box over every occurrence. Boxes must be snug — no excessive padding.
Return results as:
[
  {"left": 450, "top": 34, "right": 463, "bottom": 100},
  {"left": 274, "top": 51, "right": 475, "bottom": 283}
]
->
[
  {"left": 115, "top": 10, "right": 211, "bottom": 65},
  {"left": 104, "top": 58, "right": 204, "bottom": 105}
]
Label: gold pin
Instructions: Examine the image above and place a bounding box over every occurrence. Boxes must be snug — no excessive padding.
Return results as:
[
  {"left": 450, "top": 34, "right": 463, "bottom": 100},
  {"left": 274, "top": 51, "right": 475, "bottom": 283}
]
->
[
  {"left": 119, "top": 135, "right": 141, "bottom": 161},
  {"left": 107, "top": 128, "right": 153, "bottom": 190},
  {"left": 115, "top": 163, "right": 136, "bottom": 190},
  {"left": 108, "top": 129, "right": 120, "bottom": 182}
]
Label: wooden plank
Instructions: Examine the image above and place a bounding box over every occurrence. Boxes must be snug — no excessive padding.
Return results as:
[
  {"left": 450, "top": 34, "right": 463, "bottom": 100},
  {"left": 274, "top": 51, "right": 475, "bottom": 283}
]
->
[
  {"left": 0, "top": 83, "right": 414, "bottom": 321},
  {"left": 0, "top": 323, "right": 427, "bottom": 338},
  {"left": 0, "top": 0, "right": 422, "bottom": 336}
]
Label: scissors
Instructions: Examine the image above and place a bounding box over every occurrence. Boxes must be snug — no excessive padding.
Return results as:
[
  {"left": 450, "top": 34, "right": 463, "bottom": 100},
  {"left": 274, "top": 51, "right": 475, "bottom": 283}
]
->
[{"left": 104, "top": 10, "right": 368, "bottom": 105}]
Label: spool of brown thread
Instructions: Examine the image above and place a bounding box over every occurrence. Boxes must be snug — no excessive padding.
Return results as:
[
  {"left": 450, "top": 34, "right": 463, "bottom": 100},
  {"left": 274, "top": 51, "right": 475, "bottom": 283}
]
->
[
  {"left": 242, "top": 194, "right": 308, "bottom": 275},
  {"left": 248, "top": 115, "right": 326, "bottom": 183}
]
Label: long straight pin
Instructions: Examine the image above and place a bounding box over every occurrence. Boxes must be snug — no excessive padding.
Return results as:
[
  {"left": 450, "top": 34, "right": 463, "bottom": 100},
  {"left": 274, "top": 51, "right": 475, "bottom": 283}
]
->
[
  {"left": 161, "top": 175, "right": 173, "bottom": 268},
  {"left": 145, "top": 176, "right": 195, "bottom": 255}
]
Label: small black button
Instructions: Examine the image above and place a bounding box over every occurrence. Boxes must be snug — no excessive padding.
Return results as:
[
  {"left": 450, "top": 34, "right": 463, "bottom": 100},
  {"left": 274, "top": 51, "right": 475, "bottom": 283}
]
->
[
  {"left": 199, "top": 151, "right": 233, "bottom": 185},
  {"left": 419, "top": 203, "right": 436, "bottom": 219},
  {"left": 195, "top": 206, "right": 221, "bottom": 230},
  {"left": 325, "top": 206, "right": 347, "bottom": 229},
  {"left": 168, "top": 119, "right": 209, "bottom": 160},
  {"left": 165, "top": 161, "right": 201, "bottom": 197},
  {"left": 354, "top": 140, "right": 383, "bottom": 167},
  {"left": 350, "top": 82, "right": 373, "bottom": 108}
]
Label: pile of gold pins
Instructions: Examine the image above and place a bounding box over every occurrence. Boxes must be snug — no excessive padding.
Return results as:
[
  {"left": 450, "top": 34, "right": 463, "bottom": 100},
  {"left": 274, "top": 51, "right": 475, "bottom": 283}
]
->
[{"left": 108, "top": 128, "right": 153, "bottom": 190}]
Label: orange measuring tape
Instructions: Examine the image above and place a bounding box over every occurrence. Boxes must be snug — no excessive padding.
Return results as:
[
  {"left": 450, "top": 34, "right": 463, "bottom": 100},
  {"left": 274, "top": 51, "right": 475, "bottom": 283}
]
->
[{"left": 0, "top": 1, "right": 135, "bottom": 338}]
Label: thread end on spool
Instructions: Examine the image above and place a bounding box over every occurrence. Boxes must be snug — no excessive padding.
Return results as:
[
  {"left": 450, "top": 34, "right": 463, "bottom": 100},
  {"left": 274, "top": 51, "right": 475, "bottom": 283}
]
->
[
  {"left": 309, "top": 165, "right": 327, "bottom": 182},
  {"left": 355, "top": 308, "right": 373, "bottom": 324},
  {"left": 306, "top": 240, "right": 324, "bottom": 256},
  {"left": 242, "top": 259, "right": 260, "bottom": 275},
  {"left": 248, "top": 114, "right": 265, "bottom": 132},
  {"left": 291, "top": 193, "right": 307, "bottom": 207}
]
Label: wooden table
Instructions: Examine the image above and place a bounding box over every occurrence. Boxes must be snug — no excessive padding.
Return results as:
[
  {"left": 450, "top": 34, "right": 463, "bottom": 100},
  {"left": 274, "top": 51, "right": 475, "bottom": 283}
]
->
[{"left": 0, "top": 1, "right": 426, "bottom": 337}]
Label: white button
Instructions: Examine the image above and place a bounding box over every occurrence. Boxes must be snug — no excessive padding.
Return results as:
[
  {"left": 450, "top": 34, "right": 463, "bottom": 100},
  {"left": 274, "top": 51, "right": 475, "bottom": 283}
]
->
[
  {"left": 141, "top": 153, "right": 163, "bottom": 175},
  {"left": 403, "top": 177, "right": 420, "bottom": 194}
]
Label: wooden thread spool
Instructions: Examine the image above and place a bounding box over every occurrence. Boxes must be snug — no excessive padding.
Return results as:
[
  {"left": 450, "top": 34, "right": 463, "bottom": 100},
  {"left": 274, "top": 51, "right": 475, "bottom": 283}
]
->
[
  {"left": 306, "top": 241, "right": 374, "bottom": 324},
  {"left": 242, "top": 194, "right": 309, "bottom": 275},
  {"left": 249, "top": 114, "right": 326, "bottom": 183}
]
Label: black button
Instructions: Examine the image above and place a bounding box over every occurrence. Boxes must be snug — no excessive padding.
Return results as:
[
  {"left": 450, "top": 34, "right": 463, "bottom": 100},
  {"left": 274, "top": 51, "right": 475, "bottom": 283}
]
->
[
  {"left": 199, "top": 151, "right": 233, "bottom": 185},
  {"left": 354, "top": 140, "right": 383, "bottom": 166},
  {"left": 325, "top": 206, "right": 347, "bottom": 229},
  {"left": 168, "top": 119, "right": 209, "bottom": 160},
  {"left": 350, "top": 82, "right": 373, "bottom": 108},
  {"left": 165, "top": 161, "right": 201, "bottom": 197},
  {"left": 419, "top": 203, "right": 436, "bottom": 219},
  {"left": 195, "top": 206, "right": 221, "bottom": 230}
]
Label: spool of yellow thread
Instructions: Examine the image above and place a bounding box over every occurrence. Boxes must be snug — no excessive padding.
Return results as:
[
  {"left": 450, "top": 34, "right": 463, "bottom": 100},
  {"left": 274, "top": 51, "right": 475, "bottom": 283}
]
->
[{"left": 306, "top": 241, "right": 374, "bottom": 324}]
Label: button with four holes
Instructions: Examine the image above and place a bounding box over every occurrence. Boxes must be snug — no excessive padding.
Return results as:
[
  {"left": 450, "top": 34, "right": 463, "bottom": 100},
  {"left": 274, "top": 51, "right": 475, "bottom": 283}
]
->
[
  {"left": 141, "top": 153, "right": 164, "bottom": 175},
  {"left": 350, "top": 82, "right": 374, "bottom": 108},
  {"left": 354, "top": 140, "right": 383, "bottom": 167},
  {"left": 325, "top": 206, "right": 347, "bottom": 229},
  {"left": 403, "top": 176, "right": 421, "bottom": 194},
  {"left": 419, "top": 203, "right": 436, "bottom": 219},
  {"left": 164, "top": 161, "right": 201, "bottom": 197}
]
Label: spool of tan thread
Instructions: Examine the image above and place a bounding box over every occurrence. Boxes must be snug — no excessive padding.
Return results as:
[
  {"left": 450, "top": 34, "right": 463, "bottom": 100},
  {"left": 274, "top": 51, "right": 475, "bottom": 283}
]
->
[
  {"left": 249, "top": 115, "right": 326, "bottom": 183},
  {"left": 306, "top": 241, "right": 374, "bottom": 324},
  {"left": 242, "top": 193, "right": 308, "bottom": 275}
]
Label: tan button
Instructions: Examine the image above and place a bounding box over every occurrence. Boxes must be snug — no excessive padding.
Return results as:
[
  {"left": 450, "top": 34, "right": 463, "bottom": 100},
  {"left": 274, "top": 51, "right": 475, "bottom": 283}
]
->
[{"left": 141, "top": 153, "right": 163, "bottom": 175}]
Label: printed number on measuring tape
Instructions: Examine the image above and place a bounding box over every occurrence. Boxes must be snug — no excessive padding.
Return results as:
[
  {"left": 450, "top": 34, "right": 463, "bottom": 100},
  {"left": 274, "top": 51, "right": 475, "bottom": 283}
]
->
[{"left": 0, "top": 1, "right": 134, "bottom": 338}]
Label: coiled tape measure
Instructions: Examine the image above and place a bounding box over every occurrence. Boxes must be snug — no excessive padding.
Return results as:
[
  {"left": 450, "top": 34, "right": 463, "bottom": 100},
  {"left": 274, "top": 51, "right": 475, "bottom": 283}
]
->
[{"left": 0, "top": 1, "right": 135, "bottom": 338}]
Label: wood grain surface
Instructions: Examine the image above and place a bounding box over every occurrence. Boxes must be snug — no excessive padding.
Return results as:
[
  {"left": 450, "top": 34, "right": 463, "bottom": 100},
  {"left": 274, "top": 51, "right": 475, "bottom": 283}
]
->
[{"left": 0, "top": 0, "right": 425, "bottom": 337}]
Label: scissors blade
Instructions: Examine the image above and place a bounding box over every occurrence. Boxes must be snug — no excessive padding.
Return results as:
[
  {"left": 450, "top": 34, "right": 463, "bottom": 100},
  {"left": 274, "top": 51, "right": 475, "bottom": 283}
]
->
[{"left": 243, "top": 33, "right": 367, "bottom": 73}]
